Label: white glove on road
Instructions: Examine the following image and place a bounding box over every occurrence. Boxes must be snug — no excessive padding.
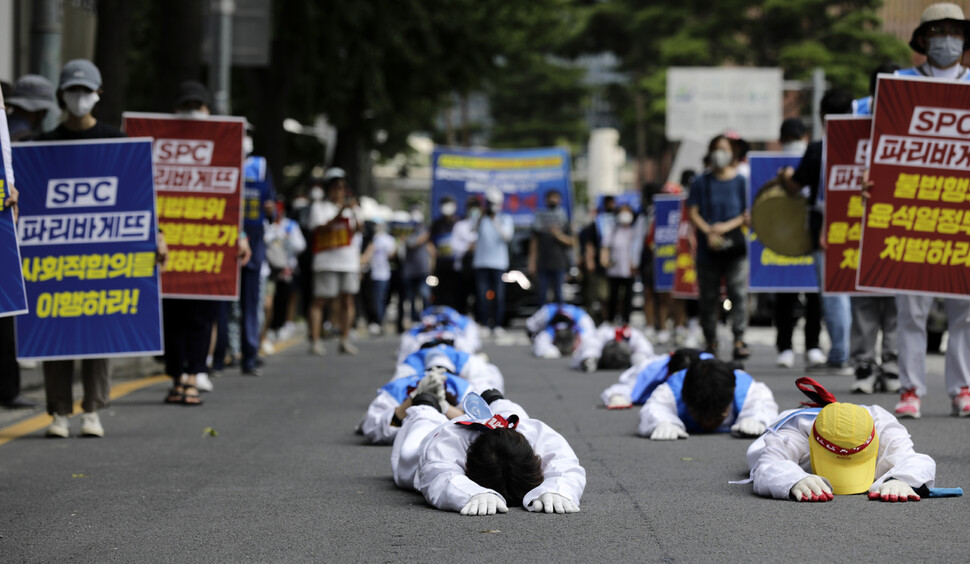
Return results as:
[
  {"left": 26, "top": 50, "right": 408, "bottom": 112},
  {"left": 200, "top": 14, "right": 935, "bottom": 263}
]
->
[
  {"left": 650, "top": 421, "right": 688, "bottom": 441},
  {"left": 539, "top": 348, "right": 561, "bottom": 359},
  {"left": 790, "top": 475, "right": 834, "bottom": 502},
  {"left": 730, "top": 417, "right": 766, "bottom": 437},
  {"left": 869, "top": 479, "right": 920, "bottom": 502},
  {"left": 530, "top": 492, "right": 579, "bottom": 514},
  {"left": 606, "top": 394, "right": 633, "bottom": 409},
  {"left": 460, "top": 493, "right": 508, "bottom": 516}
]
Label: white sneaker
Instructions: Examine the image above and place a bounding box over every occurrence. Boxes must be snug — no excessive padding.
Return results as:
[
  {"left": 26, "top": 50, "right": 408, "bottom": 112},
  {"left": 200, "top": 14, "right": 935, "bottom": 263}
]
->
[
  {"left": 195, "top": 372, "right": 214, "bottom": 393},
  {"left": 480, "top": 327, "right": 492, "bottom": 339},
  {"left": 261, "top": 340, "right": 275, "bottom": 355},
  {"left": 46, "top": 414, "right": 70, "bottom": 438},
  {"left": 368, "top": 323, "right": 381, "bottom": 336},
  {"left": 278, "top": 323, "right": 295, "bottom": 341},
  {"left": 492, "top": 327, "right": 506, "bottom": 338},
  {"left": 80, "top": 412, "right": 104, "bottom": 437},
  {"left": 806, "top": 348, "right": 827, "bottom": 367},
  {"left": 339, "top": 340, "right": 359, "bottom": 355},
  {"left": 851, "top": 363, "right": 877, "bottom": 394},
  {"left": 310, "top": 341, "right": 326, "bottom": 356},
  {"left": 674, "top": 327, "right": 689, "bottom": 346},
  {"left": 776, "top": 349, "right": 795, "bottom": 368},
  {"left": 656, "top": 330, "right": 671, "bottom": 345},
  {"left": 644, "top": 327, "right": 657, "bottom": 342}
]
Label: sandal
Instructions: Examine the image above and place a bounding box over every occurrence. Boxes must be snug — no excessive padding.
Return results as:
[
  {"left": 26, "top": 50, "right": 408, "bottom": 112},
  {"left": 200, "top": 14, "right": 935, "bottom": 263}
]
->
[
  {"left": 733, "top": 341, "right": 751, "bottom": 360},
  {"left": 181, "top": 384, "right": 203, "bottom": 406},
  {"left": 164, "top": 385, "right": 185, "bottom": 404}
]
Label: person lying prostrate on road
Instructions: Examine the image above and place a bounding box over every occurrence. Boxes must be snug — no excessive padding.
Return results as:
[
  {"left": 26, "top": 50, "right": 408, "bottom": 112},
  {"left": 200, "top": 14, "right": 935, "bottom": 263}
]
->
[
  {"left": 746, "top": 377, "right": 936, "bottom": 502},
  {"left": 525, "top": 303, "right": 597, "bottom": 361},
  {"left": 638, "top": 357, "right": 778, "bottom": 441},
  {"left": 579, "top": 324, "right": 656, "bottom": 373},
  {"left": 601, "top": 348, "right": 702, "bottom": 408},
  {"left": 359, "top": 344, "right": 504, "bottom": 444},
  {"left": 397, "top": 306, "right": 481, "bottom": 363},
  {"left": 391, "top": 391, "right": 586, "bottom": 515}
]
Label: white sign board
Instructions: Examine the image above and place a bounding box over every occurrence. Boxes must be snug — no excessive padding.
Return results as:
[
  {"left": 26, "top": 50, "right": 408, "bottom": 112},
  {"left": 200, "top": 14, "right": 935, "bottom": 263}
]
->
[{"left": 666, "top": 67, "right": 783, "bottom": 142}]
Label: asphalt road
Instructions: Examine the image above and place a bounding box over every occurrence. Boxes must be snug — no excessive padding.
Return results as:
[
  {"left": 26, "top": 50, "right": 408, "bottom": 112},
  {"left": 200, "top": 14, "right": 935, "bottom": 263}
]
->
[{"left": 0, "top": 326, "right": 967, "bottom": 563}]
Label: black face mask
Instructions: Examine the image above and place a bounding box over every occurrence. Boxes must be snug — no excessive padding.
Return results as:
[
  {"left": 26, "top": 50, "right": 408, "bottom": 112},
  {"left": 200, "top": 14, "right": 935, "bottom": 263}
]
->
[{"left": 546, "top": 201, "right": 559, "bottom": 210}]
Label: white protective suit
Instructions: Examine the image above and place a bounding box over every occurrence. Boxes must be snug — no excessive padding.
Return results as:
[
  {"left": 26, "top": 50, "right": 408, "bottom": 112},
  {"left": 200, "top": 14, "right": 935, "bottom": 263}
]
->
[
  {"left": 746, "top": 406, "right": 936, "bottom": 500},
  {"left": 600, "top": 355, "right": 663, "bottom": 406},
  {"left": 359, "top": 355, "right": 505, "bottom": 445},
  {"left": 396, "top": 327, "right": 482, "bottom": 364},
  {"left": 637, "top": 378, "right": 778, "bottom": 438},
  {"left": 525, "top": 305, "right": 597, "bottom": 365},
  {"left": 391, "top": 399, "right": 586, "bottom": 512}
]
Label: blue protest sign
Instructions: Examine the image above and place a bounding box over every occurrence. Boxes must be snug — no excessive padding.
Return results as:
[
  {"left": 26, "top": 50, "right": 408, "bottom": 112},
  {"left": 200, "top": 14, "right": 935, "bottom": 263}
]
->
[
  {"left": 652, "top": 196, "right": 682, "bottom": 292},
  {"left": 431, "top": 147, "right": 572, "bottom": 227},
  {"left": 747, "top": 152, "right": 818, "bottom": 292},
  {"left": 13, "top": 139, "right": 163, "bottom": 360},
  {"left": 0, "top": 112, "right": 28, "bottom": 317}
]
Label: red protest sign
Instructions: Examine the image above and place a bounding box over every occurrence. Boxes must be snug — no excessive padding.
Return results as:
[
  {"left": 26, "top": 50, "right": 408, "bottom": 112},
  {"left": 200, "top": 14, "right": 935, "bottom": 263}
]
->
[
  {"left": 859, "top": 76, "right": 970, "bottom": 297},
  {"left": 122, "top": 113, "right": 245, "bottom": 299},
  {"left": 672, "top": 201, "right": 699, "bottom": 298},
  {"left": 823, "top": 116, "right": 870, "bottom": 294}
]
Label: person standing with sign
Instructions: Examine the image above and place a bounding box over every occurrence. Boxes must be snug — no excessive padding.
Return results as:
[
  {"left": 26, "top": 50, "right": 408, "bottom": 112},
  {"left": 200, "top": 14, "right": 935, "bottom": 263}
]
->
[
  {"left": 885, "top": 3, "right": 970, "bottom": 418},
  {"left": 37, "top": 60, "right": 124, "bottom": 437},
  {"left": 687, "top": 135, "right": 750, "bottom": 360},
  {"left": 308, "top": 168, "right": 361, "bottom": 356}
]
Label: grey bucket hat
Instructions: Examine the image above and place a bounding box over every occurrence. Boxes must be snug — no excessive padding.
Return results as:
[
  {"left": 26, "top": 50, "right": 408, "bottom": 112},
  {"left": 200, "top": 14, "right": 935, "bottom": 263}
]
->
[{"left": 7, "top": 74, "right": 60, "bottom": 117}]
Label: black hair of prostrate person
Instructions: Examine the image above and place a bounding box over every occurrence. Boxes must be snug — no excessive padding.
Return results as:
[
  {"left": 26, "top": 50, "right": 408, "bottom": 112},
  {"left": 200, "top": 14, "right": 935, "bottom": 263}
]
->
[
  {"left": 668, "top": 348, "right": 702, "bottom": 375},
  {"left": 552, "top": 326, "right": 576, "bottom": 356},
  {"left": 681, "top": 358, "right": 736, "bottom": 430},
  {"left": 465, "top": 428, "right": 544, "bottom": 507},
  {"left": 598, "top": 340, "right": 632, "bottom": 370}
]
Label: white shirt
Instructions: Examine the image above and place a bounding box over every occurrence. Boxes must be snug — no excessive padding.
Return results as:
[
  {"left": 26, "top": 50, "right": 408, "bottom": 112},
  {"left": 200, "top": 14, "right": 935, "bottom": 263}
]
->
[
  {"left": 603, "top": 225, "right": 637, "bottom": 278},
  {"left": 747, "top": 406, "right": 936, "bottom": 500},
  {"left": 450, "top": 218, "right": 478, "bottom": 270},
  {"left": 391, "top": 399, "right": 586, "bottom": 512},
  {"left": 308, "top": 200, "right": 360, "bottom": 272},
  {"left": 367, "top": 231, "right": 397, "bottom": 281}
]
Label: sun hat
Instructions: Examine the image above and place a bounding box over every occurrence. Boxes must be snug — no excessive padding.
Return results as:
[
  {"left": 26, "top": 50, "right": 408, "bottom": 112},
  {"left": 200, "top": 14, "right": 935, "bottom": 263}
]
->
[{"left": 909, "top": 3, "right": 970, "bottom": 54}]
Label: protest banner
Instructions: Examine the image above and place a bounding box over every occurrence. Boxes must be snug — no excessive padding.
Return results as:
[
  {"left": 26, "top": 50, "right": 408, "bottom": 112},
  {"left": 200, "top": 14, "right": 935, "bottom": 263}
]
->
[
  {"left": 672, "top": 201, "right": 698, "bottom": 299},
  {"left": 746, "top": 152, "right": 818, "bottom": 292},
  {"left": 0, "top": 105, "right": 28, "bottom": 317},
  {"left": 652, "top": 195, "right": 682, "bottom": 292},
  {"left": 823, "top": 116, "right": 871, "bottom": 294},
  {"left": 859, "top": 76, "right": 970, "bottom": 297},
  {"left": 13, "top": 139, "right": 162, "bottom": 360},
  {"left": 123, "top": 113, "right": 245, "bottom": 299},
  {"left": 430, "top": 147, "right": 572, "bottom": 228}
]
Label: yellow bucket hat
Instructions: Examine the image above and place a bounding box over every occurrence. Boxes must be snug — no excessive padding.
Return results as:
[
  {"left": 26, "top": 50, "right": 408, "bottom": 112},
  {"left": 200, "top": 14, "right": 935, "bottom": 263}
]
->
[{"left": 809, "top": 403, "right": 879, "bottom": 495}]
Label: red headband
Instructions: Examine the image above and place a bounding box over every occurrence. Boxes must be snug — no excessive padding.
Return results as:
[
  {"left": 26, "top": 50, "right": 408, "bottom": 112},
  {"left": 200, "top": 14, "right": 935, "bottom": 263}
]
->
[{"left": 812, "top": 423, "right": 875, "bottom": 456}]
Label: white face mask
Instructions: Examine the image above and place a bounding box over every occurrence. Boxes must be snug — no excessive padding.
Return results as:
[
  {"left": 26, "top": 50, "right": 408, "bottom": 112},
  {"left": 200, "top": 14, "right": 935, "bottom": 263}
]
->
[
  {"left": 63, "top": 91, "right": 100, "bottom": 117},
  {"left": 310, "top": 187, "right": 324, "bottom": 201},
  {"left": 618, "top": 211, "right": 634, "bottom": 225},
  {"left": 711, "top": 149, "right": 733, "bottom": 170},
  {"left": 243, "top": 135, "right": 254, "bottom": 156},
  {"left": 927, "top": 35, "right": 965, "bottom": 68},
  {"left": 441, "top": 202, "right": 457, "bottom": 216},
  {"left": 468, "top": 208, "right": 481, "bottom": 220}
]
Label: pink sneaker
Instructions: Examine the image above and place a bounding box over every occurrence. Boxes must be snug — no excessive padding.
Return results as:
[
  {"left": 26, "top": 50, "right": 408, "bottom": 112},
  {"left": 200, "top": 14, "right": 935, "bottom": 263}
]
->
[
  {"left": 895, "top": 389, "right": 921, "bottom": 419},
  {"left": 952, "top": 387, "right": 970, "bottom": 418}
]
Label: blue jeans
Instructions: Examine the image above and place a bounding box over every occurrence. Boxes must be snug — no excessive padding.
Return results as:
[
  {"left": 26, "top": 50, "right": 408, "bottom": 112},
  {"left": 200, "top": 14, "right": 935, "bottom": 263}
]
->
[
  {"left": 536, "top": 268, "right": 565, "bottom": 306},
  {"left": 403, "top": 276, "right": 430, "bottom": 322},
  {"left": 813, "top": 250, "right": 850, "bottom": 364},
  {"left": 371, "top": 279, "right": 390, "bottom": 324},
  {"left": 474, "top": 268, "right": 506, "bottom": 328}
]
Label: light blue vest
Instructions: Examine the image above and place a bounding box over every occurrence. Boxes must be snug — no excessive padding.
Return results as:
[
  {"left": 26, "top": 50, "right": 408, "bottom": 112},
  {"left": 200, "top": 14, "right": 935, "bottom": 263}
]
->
[{"left": 665, "top": 369, "right": 754, "bottom": 433}]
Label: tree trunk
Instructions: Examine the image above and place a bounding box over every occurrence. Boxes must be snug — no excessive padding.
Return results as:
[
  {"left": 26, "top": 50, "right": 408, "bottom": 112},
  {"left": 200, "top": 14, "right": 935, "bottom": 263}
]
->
[
  {"left": 94, "top": 0, "right": 128, "bottom": 128},
  {"left": 155, "top": 0, "right": 204, "bottom": 112}
]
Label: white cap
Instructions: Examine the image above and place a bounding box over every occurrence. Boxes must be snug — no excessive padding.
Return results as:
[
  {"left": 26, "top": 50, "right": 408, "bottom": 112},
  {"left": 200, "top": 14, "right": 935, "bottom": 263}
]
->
[
  {"left": 323, "top": 167, "right": 346, "bottom": 184},
  {"left": 486, "top": 187, "right": 504, "bottom": 204}
]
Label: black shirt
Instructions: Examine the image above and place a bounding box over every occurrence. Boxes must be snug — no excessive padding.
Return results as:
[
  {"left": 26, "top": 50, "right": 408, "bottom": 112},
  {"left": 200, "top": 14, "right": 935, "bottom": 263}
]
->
[
  {"left": 791, "top": 140, "right": 823, "bottom": 251},
  {"left": 37, "top": 121, "right": 126, "bottom": 141}
]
